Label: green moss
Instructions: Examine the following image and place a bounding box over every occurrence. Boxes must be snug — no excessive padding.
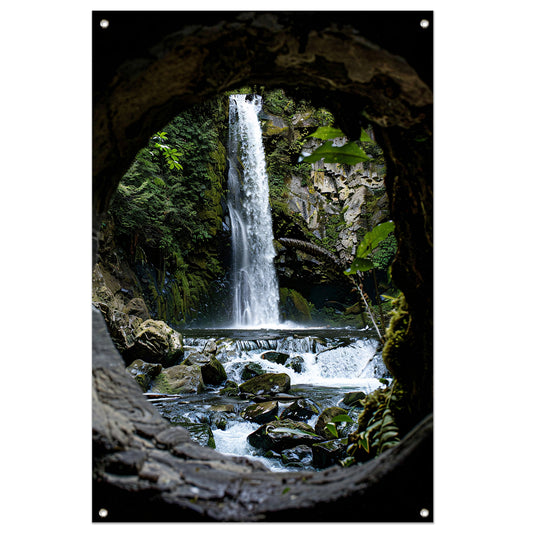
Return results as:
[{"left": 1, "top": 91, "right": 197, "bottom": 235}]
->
[{"left": 382, "top": 293, "right": 411, "bottom": 378}]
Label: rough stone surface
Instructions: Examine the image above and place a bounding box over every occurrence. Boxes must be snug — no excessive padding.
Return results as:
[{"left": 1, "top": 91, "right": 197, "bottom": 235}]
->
[
  {"left": 124, "top": 319, "right": 184, "bottom": 367},
  {"left": 241, "top": 401, "right": 279, "bottom": 425},
  {"left": 126, "top": 359, "right": 163, "bottom": 392},
  {"left": 181, "top": 352, "right": 227, "bottom": 385},
  {"left": 315, "top": 406, "right": 348, "bottom": 438},
  {"left": 239, "top": 373, "right": 291, "bottom": 396},
  {"left": 151, "top": 364, "right": 204, "bottom": 394},
  {"left": 247, "top": 419, "right": 323, "bottom": 453}
]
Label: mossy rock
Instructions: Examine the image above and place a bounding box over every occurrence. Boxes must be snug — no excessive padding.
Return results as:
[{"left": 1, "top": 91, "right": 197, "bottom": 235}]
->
[
  {"left": 285, "top": 355, "right": 305, "bottom": 373},
  {"left": 151, "top": 364, "right": 204, "bottom": 394},
  {"left": 123, "top": 297, "right": 151, "bottom": 320},
  {"left": 341, "top": 391, "right": 367, "bottom": 408},
  {"left": 181, "top": 352, "right": 227, "bottom": 386},
  {"left": 314, "top": 406, "right": 348, "bottom": 438},
  {"left": 312, "top": 437, "right": 348, "bottom": 468},
  {"left": 220, "top": 380, "right": 240, "bottom": 398},
  {"left": 124, "top": 319, "right": 184, "bottom": 367},
  {"left": 280, "top": 399, "right": 319, "bottom": 422},
  {"left": 239, "top": 373, "right": 291, "bottom": 397},
  {"left": 247, "top": 419, "right": 322, "bottom": 453},
  {"left": 242, "top": 362, "right": 266, "bottom": 381},
  {"left": 281, "top": 445, "right": 313, "bottom": 468},
  {"left": 126, "top": 359, "right": 163, "bottom": 392},
  {"left": 261, "top": 351, "right": 289, "bottom": 365},
  {"left": 241, "top": 401, "right": 279, "bottom": 425}
]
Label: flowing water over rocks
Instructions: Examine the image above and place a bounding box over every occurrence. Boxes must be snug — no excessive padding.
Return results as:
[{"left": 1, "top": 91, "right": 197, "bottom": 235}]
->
[{"left": 149, "top": 327, "right": 389, "bottom": 472}]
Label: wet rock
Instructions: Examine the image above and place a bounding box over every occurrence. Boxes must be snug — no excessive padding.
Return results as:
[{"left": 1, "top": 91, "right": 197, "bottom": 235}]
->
[
  {"left": 123, "top": 297, "right": 151, "bottom": 320},
  {"left": 314, "top": 406, "right": 348, "bottom": 438},
  {"left": 281, "top": 445, "right": 313, "bottom": 467},
  {"left": 181, "top": 352, "right": 227, "bottom": 385},
  {"left": 312, "top": 437, "right": 348, "bottom": 468},
  {"left": 151, "top": 365, "right": 204, "bottom": 394},
  {"left": 126, "top": 359, "right": 163, "bottom": 392},
  {"left": 280, "top": 399, "right": 320, "bottom": 422},
  {"left": 285, "top": 355, "right": 305, "bottom": 373},
  {"left": 107, "top": 310, "right": 143, "bottom": 352},
  {"left": 242, "top": 362, "right": 266, "bottom": 381},
  {"left": 220, "top": 380, "right": 240, "bottom": 398},
  {"left": 241, "top": 401, "right": 279, "bottom": 424},
  {"left": 124, "top": 319, "right": 184, "bottom": 367},
  {"left": 341, "top": 391, "right": 366, "bottom": 408},
  {"left": 261, "top": 351, "right": 289, "bottom": 365},
  {"left": 239, "top": 373, "right": 291, "bottom": 396},
  {"left": 247, "top": 419, "right": 322, "bottom": 453},
  {"left": 202, "top": 339, "right": 218, "bottom": 355}
]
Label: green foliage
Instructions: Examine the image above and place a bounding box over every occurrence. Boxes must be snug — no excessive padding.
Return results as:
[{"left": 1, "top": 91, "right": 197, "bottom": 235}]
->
[
  {"left": 302, "top": 140, "right": 370, "bottom": 166},
  {"left": 356, "top": 221, "right": 395, "bottom": 259},
  {"left": 347, "top": 385, "right": 401, "bottom": 459},
  {"left": 308, "top": 126, "right": 345, "bottom": 140},
  {"left": 344, "top": 221, "right": 395, "bottom": 275},
  {"left": 109, "top": 96, "right": 228, "bottom": 323},
  {"left": 325, "top": 414, "right": 356, "bottom": 439}
]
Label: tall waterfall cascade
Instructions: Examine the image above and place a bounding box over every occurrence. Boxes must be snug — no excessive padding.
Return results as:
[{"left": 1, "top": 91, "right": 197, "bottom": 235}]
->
[{"left": 227, "top": 94, "right": 280, "bottom": 327}]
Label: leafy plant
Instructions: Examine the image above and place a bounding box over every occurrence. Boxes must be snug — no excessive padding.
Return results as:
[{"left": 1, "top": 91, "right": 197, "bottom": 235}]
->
[
  {"left": 347, "top": 385, "right": 401, "bottom": 459},
  {"left": 302, "top": 126, "right": 373, "bottom": 166}
]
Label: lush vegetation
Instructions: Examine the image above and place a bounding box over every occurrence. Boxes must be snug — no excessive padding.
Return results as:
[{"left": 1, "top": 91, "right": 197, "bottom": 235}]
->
[{"left": 108, "top": 96, "right": 229, "bottom": 324}]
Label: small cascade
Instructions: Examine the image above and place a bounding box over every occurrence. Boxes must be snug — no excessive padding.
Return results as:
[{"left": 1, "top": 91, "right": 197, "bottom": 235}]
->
[{"left": 227, "top": 94, "right": 280, "bottom": 327}]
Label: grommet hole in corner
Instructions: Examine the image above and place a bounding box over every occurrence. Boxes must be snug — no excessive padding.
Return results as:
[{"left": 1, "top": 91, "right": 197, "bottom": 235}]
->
[
  {"left": 98, "top": 508, "right": 108, "bottom": 518},
  {"left": 420, "top": 508, "right": 430, "bottom": 518}
]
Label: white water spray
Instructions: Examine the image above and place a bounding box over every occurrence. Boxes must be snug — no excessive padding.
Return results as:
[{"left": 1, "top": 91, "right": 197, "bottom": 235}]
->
[{"left": 227, "top": 94, "right": 280, "bottom": 327}]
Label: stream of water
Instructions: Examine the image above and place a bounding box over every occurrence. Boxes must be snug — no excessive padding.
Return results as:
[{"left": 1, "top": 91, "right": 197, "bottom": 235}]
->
[{"left": 151, "top": 328, "right": 388, "bottom": 471}]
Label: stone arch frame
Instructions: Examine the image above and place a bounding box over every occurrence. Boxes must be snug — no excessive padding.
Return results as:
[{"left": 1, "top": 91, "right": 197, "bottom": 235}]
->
[{"left": 92, "top": 11, "right": 433, "bottom": 522}]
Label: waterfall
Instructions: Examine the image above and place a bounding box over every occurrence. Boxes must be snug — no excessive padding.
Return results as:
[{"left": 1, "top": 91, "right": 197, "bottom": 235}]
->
[{"left": 227, "top": 94, "right": 280, "bottom": 327}]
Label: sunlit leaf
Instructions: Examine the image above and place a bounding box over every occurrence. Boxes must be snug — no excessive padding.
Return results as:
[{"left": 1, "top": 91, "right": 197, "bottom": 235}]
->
[
  {"left": 302, "top": 141, "right": 371, "bottom": 165},
  {"left": 344, "top": 257, "right": 375, "bottom": 276},
  {"left": 356, "top": 221, "right": 395, "bottom": 259},
  {"left": 308, "top": 126, "right": 345, "bottom": 140}
]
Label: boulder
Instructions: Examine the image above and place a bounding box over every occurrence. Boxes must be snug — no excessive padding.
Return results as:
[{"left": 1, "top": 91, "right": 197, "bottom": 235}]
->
[
  {"left": 123, "top": 298, "right": 151, "bottom": 320},
  {"left": 312, "top": 437, "right": 348, "bottom": 468},
  {"left": 107, "top": 310, "right": 143, "bottom": 352},
  {"left": 280, "top": 399, "right": 320, "bottom": 422},
  {"left": 202, "top": 340, "right": 218, "bottom": 355},
  {"left": 124, "top": 319, "right": 184, "bottom": 366},
  {"left": 314, "top": 406, "right": 348, "bottom": 438},
  {"left": 241, "top": 401, "right": 279, "bottom": 424},
  {"left": 126, "top": 359, "right": 163, "bottom": 392},
  {"left": 181, "top": 352, "right": 227, "bottom": 385},
  {"left": 247, "top": 419, "right": 322, "bottom": 453},
  {"left": 239, "top": 373, "right": 291, "bottom": 397},
  {"left": 341, "top": 391, "right": 366, "bottom": 407},
  {"left": 151, "top": 365, "right": 204, "bottom": 394},
  {"left": 285, "top": 355, "right": 305, "bottom": 373},
  {"left": 281, "top": 445, "right": 314, "bottom": 468},
  {"left": 242, "top": 362, "right": 266, "bottom": 381},
  {"left": 220, "top": 380, "right": 240, "bottom": 398},
  {"left": 261, "top": 351, "right": 289, "bottom": 365}
]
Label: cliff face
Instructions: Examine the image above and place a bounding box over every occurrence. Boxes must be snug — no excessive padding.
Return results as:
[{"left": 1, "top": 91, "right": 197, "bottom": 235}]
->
[{"left": 260, "top": 92, "right": 392, "bottom": 320}]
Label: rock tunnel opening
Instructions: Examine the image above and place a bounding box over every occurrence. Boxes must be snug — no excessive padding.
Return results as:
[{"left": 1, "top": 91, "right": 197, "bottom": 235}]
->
[{"left": 92, "top": 11, "right": 433, "bottom": 522}]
